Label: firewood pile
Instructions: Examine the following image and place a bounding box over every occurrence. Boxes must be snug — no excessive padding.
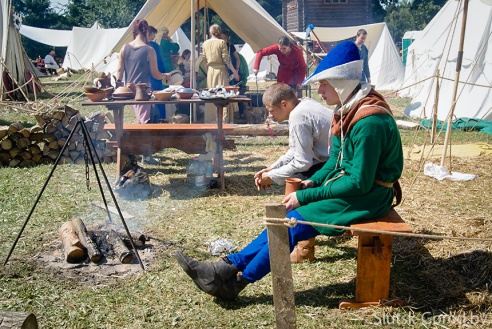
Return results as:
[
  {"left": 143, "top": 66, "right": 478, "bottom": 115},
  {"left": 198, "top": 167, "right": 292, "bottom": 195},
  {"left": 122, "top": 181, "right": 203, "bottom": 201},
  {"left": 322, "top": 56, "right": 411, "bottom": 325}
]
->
[
  {"left": 0, "top": 105, "right": 116, "bottom": 168},
  {"left": 59, "top": 217, "right": 149, "bottom": 264}
]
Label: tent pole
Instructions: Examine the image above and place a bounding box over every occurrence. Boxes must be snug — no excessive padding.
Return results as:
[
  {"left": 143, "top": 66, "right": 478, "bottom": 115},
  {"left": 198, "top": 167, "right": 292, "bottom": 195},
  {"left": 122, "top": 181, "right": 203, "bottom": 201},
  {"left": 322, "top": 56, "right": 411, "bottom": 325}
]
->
[
  {"left": 440, "top": 0, "right": 469, "bottom": 168},
  {"left": 310, "top": 29, "right": 328, "bottom": 53},
  {"left": 431, "top": 69, "right": 439, "bottom": 144},
  {"left": 190, "top": 0, "right": 196, "bottom": 123},
  {"left": 203, "top": 2, "right": 208, "bottom": 42},
  {"left": 190, "top": 0, "right": 196, "bottom": 90},
  {"left": 196, "top": 0, "right": 201, "bottom": 56}
]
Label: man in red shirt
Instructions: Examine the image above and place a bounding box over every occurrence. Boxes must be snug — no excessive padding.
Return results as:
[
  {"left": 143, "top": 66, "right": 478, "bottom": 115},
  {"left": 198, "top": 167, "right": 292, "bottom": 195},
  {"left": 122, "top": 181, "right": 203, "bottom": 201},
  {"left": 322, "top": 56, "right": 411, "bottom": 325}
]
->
[{"left": 254, "top": 36, "right": 307, "bottom": 95}]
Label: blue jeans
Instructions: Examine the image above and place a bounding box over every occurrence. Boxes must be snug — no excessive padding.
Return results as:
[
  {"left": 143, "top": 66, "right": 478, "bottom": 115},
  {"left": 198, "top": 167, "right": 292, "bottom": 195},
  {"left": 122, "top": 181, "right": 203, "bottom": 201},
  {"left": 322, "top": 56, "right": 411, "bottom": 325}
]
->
[{"left": 226, "top": 210, "right": 319, "bottom": 282}]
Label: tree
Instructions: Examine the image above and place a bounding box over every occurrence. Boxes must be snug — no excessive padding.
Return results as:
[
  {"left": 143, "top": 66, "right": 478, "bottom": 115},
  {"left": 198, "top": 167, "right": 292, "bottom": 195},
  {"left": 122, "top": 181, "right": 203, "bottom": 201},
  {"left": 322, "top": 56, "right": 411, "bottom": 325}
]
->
[
  {"left": 385, "top": 0, "right": 443, "bottom": 43},
  {"left": 70, "top": 0, "right": 146, "bottom": 28},
  {"left": 256, "top": 0, "right": 282, "bottom": 24},
  {"left": 13, "top": 0, "right": 64, "bottom": 59},
  {"left": 13, "top": 0, "right": 58, "bottom": 28}
]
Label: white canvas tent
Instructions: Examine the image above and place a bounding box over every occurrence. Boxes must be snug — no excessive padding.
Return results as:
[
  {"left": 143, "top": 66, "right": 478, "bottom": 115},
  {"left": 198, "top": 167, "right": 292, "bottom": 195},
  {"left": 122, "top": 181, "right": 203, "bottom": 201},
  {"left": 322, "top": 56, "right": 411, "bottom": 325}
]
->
[
  {"left": 399, "top": 0, "right": 492, "bottom": 122},
  {"left": 1, "top": 1, "right": 41, "bottom": 101},
  {"left": 292, "top": 22, "right": 404, "bottom": 90},
  {"left": 62, "top": 26, "right": 127, "bottom": 73},
  {"left": 19, "top": 25, "right": 72, "bottom": 47},
  {"left": 20, "top": 22, "right": 192, "bottom": 75},
  {"left": 111, "top": 0, "right": 289, "bottom": 54}
]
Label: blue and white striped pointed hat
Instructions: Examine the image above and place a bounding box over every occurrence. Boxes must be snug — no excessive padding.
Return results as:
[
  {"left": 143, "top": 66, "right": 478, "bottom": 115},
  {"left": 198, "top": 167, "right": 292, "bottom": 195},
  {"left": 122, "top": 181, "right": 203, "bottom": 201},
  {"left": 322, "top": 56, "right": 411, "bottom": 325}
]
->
[{"left": 303, "top": 40, "right": 363, "bottom": 85}]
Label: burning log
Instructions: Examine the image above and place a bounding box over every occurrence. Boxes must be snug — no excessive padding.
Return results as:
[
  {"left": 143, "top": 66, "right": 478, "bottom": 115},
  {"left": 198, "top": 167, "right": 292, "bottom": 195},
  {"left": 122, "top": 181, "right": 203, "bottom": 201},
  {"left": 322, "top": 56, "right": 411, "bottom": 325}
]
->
[
  {"left": 86, "top": 220, "right": 148, "bottom": 249},
  {"left": 106, "top": 230, "right": 133, "bottom": 264},
  {"left": 71, "top": 218, "right": 101, "bottom": 263},
  {"left": 0, "top": 310, "right": 38, "bottom": 329},
  {"left": 59, "top": 220, "right": 86, "bottom": 263},
  {"left": 122, "top": 232, "right": 148, "bottom": 249}
]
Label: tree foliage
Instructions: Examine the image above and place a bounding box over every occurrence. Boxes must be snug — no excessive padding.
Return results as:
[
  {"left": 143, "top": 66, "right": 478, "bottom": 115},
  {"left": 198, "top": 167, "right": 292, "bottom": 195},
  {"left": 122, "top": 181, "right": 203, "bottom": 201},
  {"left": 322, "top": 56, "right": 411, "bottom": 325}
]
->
[
  {"left": 13, "top": 0, "right": 58, "bottom": 28},
  {"left": 385, "top": 0, "right": 443, "bottom": 43}
]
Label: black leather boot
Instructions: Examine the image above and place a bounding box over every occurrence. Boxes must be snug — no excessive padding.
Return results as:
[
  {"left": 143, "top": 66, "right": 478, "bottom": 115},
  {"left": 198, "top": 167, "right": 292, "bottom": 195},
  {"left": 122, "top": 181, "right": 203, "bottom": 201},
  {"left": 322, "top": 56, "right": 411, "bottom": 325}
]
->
[
  {"left": 214, "top": 274, "right": 250, "bottom": 301},
  {"left": 175, "top": 250, "right": 238, "bottom": 296}
]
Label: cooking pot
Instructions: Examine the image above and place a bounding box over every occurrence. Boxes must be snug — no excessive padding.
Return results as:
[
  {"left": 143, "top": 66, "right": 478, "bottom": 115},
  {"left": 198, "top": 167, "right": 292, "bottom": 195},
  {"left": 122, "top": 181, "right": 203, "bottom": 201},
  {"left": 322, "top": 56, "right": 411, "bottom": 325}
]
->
[{"left": 176, "top": 87, "right": 198, "bottom": 99}]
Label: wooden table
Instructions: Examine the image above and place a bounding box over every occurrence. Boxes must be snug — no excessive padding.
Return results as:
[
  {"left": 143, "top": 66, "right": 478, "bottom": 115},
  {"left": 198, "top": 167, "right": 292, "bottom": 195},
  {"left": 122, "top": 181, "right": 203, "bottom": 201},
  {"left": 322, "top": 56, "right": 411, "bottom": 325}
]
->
[{"left": 82, "top": 96, "right": 251, "bottom": 190}]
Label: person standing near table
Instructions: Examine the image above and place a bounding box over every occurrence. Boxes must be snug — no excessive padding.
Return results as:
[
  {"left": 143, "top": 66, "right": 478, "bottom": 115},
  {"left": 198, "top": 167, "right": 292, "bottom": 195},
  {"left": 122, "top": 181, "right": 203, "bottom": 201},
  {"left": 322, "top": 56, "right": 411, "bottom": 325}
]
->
[
  {"left": 147, "top": 26, "right": 167, "bottom": 122},
  {"left": 202, "top": 24, "right": 228, "bottom": 88},
  {"left": 253, "top": 36, "right": 306, "bottom": 95},
  {"left": 202, "top": 24, "right": 229, "bottom": 123},
  {"left": 159, "top": 27, "right": 180, "bottom": 75},
  {"left": 116, "top": 19, "right": 170, "bottom": 164},
  {"left": 355, "top": 29, "right": 371, "bottom": 84}
]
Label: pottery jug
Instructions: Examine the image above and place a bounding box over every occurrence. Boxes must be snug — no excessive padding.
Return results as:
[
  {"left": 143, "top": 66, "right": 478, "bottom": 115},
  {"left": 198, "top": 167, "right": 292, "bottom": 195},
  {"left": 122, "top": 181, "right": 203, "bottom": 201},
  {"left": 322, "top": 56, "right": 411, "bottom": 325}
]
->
[
  {"left": 135, "top": 83, "right": 150, "bottom": 101},
  {"left": 95, "top": 77, "right": 112, "bottom": 88}
]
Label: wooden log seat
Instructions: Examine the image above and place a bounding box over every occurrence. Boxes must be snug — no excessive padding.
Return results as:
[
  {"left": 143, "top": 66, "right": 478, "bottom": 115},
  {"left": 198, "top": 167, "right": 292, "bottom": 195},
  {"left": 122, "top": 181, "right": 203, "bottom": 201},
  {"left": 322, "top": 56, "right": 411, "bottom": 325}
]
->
[
  {"left": 339, "top": 208, "right": 412, "bottom": 309},
  {"left": 103, "top": 123, "right": 235, "bottom": 155}
]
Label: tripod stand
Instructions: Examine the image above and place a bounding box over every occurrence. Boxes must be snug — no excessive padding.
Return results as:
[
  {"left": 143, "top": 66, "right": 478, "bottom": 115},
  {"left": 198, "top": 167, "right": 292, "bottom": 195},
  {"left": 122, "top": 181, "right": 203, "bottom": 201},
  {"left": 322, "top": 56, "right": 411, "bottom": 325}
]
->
[{"left": 3, "top": 117, "right": 145, "bottom": 270}]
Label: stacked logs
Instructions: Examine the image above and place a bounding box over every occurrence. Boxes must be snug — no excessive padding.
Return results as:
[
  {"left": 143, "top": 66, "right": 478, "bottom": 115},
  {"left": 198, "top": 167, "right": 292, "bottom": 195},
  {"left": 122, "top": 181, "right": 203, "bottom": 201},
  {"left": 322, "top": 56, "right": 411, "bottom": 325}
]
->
[{"left": 0, "top": 106, "right": 116, "bottom": 168}]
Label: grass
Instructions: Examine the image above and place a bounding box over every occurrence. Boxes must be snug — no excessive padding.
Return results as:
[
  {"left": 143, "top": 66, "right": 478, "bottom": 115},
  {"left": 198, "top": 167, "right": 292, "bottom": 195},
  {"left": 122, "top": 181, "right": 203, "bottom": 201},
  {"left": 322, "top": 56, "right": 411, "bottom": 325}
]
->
[{"left": 0, "top": 76, "right": 491, "bottom": 328}]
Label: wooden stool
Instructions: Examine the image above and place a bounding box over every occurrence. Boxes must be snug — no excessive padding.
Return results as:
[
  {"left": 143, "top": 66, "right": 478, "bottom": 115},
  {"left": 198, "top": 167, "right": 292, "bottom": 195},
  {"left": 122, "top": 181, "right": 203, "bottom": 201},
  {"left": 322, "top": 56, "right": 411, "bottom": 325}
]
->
[{"left": 339, "top": 208, "right": 412, "bottom": 309}]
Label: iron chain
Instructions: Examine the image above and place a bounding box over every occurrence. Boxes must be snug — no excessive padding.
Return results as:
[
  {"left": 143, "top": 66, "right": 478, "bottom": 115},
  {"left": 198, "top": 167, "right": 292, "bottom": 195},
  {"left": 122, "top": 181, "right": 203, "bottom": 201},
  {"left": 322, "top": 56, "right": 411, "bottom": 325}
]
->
[{"left": 83, "top": 138, "right": 91, "bottom": 191}]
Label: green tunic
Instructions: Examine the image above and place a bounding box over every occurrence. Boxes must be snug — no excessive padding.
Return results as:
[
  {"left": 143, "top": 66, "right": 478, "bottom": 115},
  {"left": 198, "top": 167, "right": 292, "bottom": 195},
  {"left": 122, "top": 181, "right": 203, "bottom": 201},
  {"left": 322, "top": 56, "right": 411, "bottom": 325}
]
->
[
  {"left": 159, "top": 38, "right": 180, "bottom": 73},
  {"left": 296, "top": 113, "right": 403, "bottom": 236}
]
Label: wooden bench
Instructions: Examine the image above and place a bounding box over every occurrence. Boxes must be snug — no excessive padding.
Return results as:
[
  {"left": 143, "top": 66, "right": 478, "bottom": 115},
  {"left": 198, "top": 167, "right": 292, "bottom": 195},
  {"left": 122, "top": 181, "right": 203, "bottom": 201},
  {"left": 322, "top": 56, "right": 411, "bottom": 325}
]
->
[
  {"left": 339, "top": 208, "right": 412, "bottom": 309},
  {"left": 264, "top": 204, "right": 412, "bottom": 328},
  {"left": 103, "top": 123, "right": 235, "bottom": 155}
]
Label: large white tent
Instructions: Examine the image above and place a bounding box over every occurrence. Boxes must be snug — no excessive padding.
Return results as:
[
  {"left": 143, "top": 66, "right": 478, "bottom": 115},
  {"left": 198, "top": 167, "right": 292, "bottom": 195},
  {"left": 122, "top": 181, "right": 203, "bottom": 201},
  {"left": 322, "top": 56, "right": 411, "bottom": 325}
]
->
[
  {"left": 1, "top": 1, "right": 40, "bottom": 101},
  {"left": 62, "top": 26, "right": 126, "bottom": 73},
  {"left": 399, "top": 0, "right": 492, "bottom": 122},
  {"left": 111, "top": 0, "right": 289, "bottom": 54},
  {"left": 20, "top": 22, "right": 192, "bottom": 74}
]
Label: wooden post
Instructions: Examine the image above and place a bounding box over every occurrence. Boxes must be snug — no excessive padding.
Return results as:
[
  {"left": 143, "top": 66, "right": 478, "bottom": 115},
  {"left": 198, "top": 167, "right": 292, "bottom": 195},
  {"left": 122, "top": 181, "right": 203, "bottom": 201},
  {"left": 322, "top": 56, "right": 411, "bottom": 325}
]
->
[
  {"left": 441, "top": 0, "right": 470, "bottom": 169},
  {"left": 265, "top": 202, "right": 297, "bottom": 329},
  {"left": 310, "top": 29, "right": 328, "bottom": 53},
  {"left": 431, "top": 69, "right": 440, "bottom": 144}
]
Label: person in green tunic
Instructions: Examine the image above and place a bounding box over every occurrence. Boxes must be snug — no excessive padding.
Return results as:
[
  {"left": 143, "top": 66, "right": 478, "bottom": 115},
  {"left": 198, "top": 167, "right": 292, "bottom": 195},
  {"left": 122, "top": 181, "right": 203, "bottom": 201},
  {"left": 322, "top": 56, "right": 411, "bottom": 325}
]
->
[
  {"left": 175, "top": 40, "right": 404, "bottom": 301},
  {"left": 159, "top": 27, "right": 180, "bottom": 74}
]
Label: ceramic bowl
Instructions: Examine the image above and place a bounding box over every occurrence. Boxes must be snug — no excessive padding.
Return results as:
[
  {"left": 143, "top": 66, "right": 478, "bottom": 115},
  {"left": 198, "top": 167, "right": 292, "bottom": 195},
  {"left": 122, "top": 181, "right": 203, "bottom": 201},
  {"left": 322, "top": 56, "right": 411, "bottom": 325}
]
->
[
  {"left": 153, "top": 90, "right": 173, "bottom": 101},
  {"left": 224, "top": 86, "right": 239, "bottom": 93},
  {"left": 85, "top": 92, "right": 106, "bottom": 102},
  {"left": 83, "top": 86, "right": 102, "bottom": 93},
  {"left": 102, "top": 87, "right": 114, "bottom": 99},
  {"left": 176, "top": 88, "right": 197, "bottom": 99},
  {"left": 176, "top": 92, "right": 194, "bottom": 99}
]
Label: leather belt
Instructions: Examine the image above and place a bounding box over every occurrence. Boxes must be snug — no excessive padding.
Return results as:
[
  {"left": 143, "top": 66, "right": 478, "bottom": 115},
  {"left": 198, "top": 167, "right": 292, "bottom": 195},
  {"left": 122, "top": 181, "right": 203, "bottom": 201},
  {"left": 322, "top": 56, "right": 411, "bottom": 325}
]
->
[
  {"left": 374, "top": 179, "right": 394, "bottom": 188},
  {"left": 375, "top": 179, "right": 402, "bottom": 208}
]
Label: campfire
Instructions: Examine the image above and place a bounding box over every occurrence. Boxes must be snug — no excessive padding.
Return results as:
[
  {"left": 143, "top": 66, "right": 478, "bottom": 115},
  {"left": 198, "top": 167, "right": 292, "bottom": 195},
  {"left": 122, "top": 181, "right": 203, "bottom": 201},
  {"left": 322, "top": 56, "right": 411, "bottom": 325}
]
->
[
  {"left": 59, "top": 217, "right": 149, "bottom": 265},
  {"left": 28, "top": 214, "right": 173, "bottom": 281}
]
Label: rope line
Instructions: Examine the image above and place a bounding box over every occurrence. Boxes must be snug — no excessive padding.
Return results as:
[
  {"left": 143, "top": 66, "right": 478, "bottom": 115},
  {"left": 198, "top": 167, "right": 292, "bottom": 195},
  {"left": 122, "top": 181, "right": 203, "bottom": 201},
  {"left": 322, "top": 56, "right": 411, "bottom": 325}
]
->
[{"left": 263, "top": 217, "right": 492, "bottom": 242}]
